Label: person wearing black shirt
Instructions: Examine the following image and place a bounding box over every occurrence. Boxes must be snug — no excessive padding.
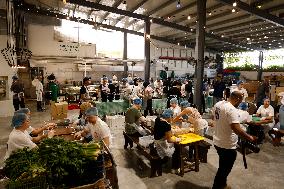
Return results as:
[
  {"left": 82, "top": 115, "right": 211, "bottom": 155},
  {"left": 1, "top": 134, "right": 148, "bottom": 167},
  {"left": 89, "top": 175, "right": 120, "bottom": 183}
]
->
[
  {"left": 99, "top": 77, "right": 109, "bottom": 102},
  {"left": 153, "top": 109, "right": 181, "bottom": 175},
  {"left": 108, "top": 79, "right": 116, "bottom": 102},
  {"left": 185, "top": 80, "right": 193, "bottom": 104},
  {"left": 167, "top": 81, "right": 182, "bottom": 108},
  {"left": 80, "top": 77, "right": 91, "bottom": 102},
  {"left": 10, "top": 76, "right": 25, "bottom": 111},
  {"left": 213, "top": 77, "right": 226, "bottom": 105}
]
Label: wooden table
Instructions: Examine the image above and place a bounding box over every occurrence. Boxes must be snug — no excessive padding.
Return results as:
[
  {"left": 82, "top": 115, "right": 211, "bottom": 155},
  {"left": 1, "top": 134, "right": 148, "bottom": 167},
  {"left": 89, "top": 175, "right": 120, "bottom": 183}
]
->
[
  {"left": 247, "top": 117, "right": 273, "bottom": 144},
  {"left": 176, "top": 133, "right": 205, "bottom": 176}
]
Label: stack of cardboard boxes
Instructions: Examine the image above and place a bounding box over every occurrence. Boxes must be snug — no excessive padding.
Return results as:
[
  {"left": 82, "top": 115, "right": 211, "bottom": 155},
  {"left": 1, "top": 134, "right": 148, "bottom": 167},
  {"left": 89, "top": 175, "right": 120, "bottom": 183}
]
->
[{"left": 50, "top": 101, "right": 68, "bottom": 120}]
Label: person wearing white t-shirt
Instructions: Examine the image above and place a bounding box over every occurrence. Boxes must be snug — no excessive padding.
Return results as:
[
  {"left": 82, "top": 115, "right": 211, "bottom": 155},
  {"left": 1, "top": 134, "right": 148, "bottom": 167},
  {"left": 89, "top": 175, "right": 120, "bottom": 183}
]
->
[
  {"left": 232, "top": 80, "right": 248, "bottom": 102},
  {"left": 75, "top": 107, "right": 111, "bottom": 147},
  {"left": 211, "top": 91, "right": 256, "bottom": 189},
  {"left": 256, "top": 97, "right": 275, "bottom": 130}
]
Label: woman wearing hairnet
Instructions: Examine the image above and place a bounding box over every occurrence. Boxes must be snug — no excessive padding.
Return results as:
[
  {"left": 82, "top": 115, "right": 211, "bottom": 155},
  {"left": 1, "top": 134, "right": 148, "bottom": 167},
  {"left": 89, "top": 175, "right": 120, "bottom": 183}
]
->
[
  {"left": 172, "top": 101, "right": 208, "bottom": 136},
  {"left": 74, "top": 107, "right": 111, "bottom": 147},
  {"left": 4, "top": 113, "right": 54, "bottom": 160},
  {"left": 153, "top": 109, "right": 181, "bottom": 175}
]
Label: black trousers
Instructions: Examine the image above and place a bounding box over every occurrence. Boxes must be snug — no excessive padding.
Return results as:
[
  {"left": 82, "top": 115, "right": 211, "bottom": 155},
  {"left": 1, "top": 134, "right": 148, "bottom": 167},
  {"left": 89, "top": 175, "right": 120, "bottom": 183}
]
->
[
  {"left": 144, "top": 99, "right": 153, "bottom": 116},
  {"left": 172, "top": 144, "right": 181, "bottom": 169},
  {"left": 13, "top": 97, "right": 25, "bottom": 111},
  {"left": 212, "top": 145, "right": 237, "bottom": 189}
]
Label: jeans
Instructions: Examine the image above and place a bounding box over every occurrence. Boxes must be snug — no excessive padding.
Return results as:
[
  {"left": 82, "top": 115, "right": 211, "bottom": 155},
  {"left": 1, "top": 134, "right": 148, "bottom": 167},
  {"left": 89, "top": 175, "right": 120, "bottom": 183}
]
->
[{"left": 212, "top": 145, "right": 237, "bottom": 189}]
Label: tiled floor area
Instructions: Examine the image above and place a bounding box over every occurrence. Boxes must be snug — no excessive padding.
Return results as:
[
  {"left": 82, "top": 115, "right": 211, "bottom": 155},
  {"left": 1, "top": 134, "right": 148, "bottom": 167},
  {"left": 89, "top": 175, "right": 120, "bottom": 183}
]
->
[{"left": 0, "top": 101, "right": 284, "bottom": 189}]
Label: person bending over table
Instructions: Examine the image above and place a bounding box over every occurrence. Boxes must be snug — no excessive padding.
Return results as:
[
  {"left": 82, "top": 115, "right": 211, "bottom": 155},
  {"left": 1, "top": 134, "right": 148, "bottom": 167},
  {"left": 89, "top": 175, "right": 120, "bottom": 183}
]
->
[
  {"left": 172, "top": 101, "right": 208, "bottom": 136},
  {"left": 4, "top": 113, "right": 55, "bottom": 160},
  {"left": 211, "top": 91, "right": 257, "bottom": 189},
  {"left": 124, "top": 98, "right": 147, "bottom": 149},
  {"left": 15, "top": 108, "right": 56, "bottom": 143},
  {"left": 153, "top": 109, "right": 181, "bottom": 174},
  {"left": 74, "top": 107, "right": 111, "bottom": 147}
]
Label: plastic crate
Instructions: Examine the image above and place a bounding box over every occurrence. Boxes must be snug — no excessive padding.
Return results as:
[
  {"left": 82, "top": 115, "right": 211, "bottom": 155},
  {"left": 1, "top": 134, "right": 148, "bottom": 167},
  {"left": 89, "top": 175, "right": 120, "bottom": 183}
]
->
[{"left": 6, "top": 176, "right": 48, "bottom": 189}]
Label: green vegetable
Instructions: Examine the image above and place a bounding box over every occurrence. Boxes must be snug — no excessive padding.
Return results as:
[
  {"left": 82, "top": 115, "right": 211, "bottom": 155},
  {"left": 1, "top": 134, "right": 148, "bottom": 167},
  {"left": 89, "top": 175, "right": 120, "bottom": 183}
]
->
[{"left": 4, "top": 138, "right": 103, "bottom": 188}]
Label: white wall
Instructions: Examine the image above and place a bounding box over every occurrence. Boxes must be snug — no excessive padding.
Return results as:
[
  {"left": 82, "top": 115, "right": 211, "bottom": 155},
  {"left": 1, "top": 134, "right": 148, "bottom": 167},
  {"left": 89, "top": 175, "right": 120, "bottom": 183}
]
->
[
  {"left": 150, "top": 40, "right": 216, "bottom": 79},
  {"left": 0, "top": 35, "right": 17, "bottom": 117},
  {"left": 28, "top": 25, "right": 96, "bottom": 57}
]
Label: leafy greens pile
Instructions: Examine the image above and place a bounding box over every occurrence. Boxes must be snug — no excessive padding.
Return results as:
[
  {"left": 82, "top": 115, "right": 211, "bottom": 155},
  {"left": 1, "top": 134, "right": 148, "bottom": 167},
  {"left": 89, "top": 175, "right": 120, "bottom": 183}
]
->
[{"left": 4, "top": 138, "right": 103, "bottom": 188}]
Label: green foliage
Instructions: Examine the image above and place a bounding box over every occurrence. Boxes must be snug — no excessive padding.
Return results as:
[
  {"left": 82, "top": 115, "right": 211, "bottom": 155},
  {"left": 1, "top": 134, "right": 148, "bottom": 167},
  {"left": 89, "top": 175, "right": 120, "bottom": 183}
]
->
[
  {"left": 226, "top": 63, "right": 257, "bottom": 71},
  {"left": 263, "top": 65, "right": 284, "bottom": 72},
  {"left": 4, "top": 138, "right": 102, "bottom": 188}
]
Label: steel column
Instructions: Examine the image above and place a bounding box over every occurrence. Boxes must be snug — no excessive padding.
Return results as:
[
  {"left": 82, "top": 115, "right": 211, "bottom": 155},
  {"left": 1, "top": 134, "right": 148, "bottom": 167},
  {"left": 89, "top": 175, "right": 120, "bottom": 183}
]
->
[
  {"left": 123, "top": 31, "right": 128, "bottom": 78},
  {"left": 194, "top": 0, "right": 206, "bottom": 113},
  {"left": 144, "top": 19, "right": 151, "bottom": 82}
]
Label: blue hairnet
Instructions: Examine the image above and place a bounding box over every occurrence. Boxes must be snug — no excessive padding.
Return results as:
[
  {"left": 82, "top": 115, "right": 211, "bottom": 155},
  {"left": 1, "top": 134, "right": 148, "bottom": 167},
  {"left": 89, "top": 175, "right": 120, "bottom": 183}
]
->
[
  {"left": 161, "top": 109, "right": 173, "bottom": 119},
  {"left": 238, "top": 102, "right": 248, "bottom": 110},
  {"left": 11, "top": 113, "right": 28, "bottom": 128},
  {"left": 122, "top": 78, "right": 127, "bottom": 82},
  {"left": 85, "top": 107, "right": 98, "bottom": 116},
  {"left": 15, "top": 108, "right": 30, "bottom": 115},
  {"left": 170, "top": 98, "right": 178, "bottom": 104},
  {"left": 180, "top": 101, "right": 190, "bottom": 108},
  {"left": 133, "top": 98, "right": 142, "bottom": 105},
  {"left": 237, "top": 80, "right": 244, "bottom": 86},
  {"left": 108, "top": 79, "right": 112, "bottom": 84},
  {"left": 102, "top": 77, "right": 108, "bottom": 80},
  {"left": 129, "top": 81, "right": 134, "bottom": 85}
]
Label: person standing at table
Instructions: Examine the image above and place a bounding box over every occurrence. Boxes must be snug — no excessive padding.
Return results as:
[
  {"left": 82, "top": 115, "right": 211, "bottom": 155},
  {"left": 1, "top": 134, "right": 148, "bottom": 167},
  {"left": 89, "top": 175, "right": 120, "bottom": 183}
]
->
[
  {"left": 99, "top": 77, "right": 109, "bottom": 102},
  {"left": 79, "top": 77, "right": 91, "bottom": 118},
  {"left": 10, "top": 75, "right": 25, "bottom": 111},
  {"left": 232, "top": 80, "right": 248, "bottom": 102},
  {"left": 212, "top": 76, "right": 226, "bottom": 105},
  {"left": 212, "top": 91, "right": 257, "bottom": 189},
  {"left": 124, "top": 98, "right": 147, "bottom": 149},
  {"left": 142, "top": 81, "right": 154, "bottom": 116},
  {"left": 108, "top": 79, "right": 116, "bottom": 102}
]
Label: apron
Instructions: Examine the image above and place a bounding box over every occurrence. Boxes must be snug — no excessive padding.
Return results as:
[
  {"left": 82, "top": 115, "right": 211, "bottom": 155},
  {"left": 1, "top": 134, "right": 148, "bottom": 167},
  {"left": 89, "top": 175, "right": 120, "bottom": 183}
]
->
[
  {"left": 154, "top": 139, "right": 175, "bottom": 159},
  {"left": 36, "top": 82, "right": 43, "bottom": 101}
]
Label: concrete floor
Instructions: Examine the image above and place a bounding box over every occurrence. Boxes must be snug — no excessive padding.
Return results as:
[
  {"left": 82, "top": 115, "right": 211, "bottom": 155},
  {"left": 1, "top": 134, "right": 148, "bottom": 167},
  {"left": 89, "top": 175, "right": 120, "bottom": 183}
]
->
[{"left": 0, "top": 101, "right": 284, "bottom": 189}]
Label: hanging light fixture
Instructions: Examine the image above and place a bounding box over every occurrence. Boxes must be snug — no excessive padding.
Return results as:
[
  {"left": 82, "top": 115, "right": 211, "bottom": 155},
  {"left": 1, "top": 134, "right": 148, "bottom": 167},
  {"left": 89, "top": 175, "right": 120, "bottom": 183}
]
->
[
  {"left": 232, "top": 9, "right": 236, "bottom": 13},
  {"left": 233, "top": 2, "right": 237, "bottom": 7},
  {"left": 187, "top": 15, "right": 191, "bottom": 20}
]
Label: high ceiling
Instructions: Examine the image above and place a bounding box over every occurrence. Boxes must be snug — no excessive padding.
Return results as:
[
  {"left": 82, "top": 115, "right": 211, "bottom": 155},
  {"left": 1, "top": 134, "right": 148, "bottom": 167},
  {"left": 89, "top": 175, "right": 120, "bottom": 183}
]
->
[{"left": 13, "top": 0, "right": 284, "bottom": 52}]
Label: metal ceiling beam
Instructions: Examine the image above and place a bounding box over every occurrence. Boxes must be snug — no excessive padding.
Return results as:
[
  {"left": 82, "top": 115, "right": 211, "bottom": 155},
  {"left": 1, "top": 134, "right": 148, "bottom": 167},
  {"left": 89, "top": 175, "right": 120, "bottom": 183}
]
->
[
  {"left": 16, "top": 2, "right": 219, "bottom": 53},
  {"left": 151, "top": 3, "right": 225, "bottom": 34},
  {"left": 112, "top": 0, "right": 149, "bottom": 26},
  {"left": 156, "top": 1, "right": 281, "bottom": 38},
  {"left": 216, "top": 0, "right": 284, "bottom": 27},
  {"left": 99, "top": 0, "right": 123, "bottom": 23},
  {"left": 126, "top": 0, "right": 175, "bottom": 27},
  {"left": 65, "top": 0, "right": 256, "bottom": 49},
  {"left": 211, "top": 19, "right": 263, "bottom": 33}
]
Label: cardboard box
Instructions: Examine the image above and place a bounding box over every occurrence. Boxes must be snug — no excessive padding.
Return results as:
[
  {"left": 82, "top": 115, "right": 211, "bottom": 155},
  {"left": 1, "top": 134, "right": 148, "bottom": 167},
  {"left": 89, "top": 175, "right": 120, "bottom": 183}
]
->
[{"left": 50, "top": 101, "right": 68, "bottom": 120}]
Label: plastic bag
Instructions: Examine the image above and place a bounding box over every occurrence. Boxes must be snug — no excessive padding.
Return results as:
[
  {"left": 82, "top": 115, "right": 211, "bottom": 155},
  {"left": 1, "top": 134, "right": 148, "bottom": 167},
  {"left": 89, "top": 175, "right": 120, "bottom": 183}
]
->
[{"left": 139, "top": 135, "right": 154, "bottom": 148}]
